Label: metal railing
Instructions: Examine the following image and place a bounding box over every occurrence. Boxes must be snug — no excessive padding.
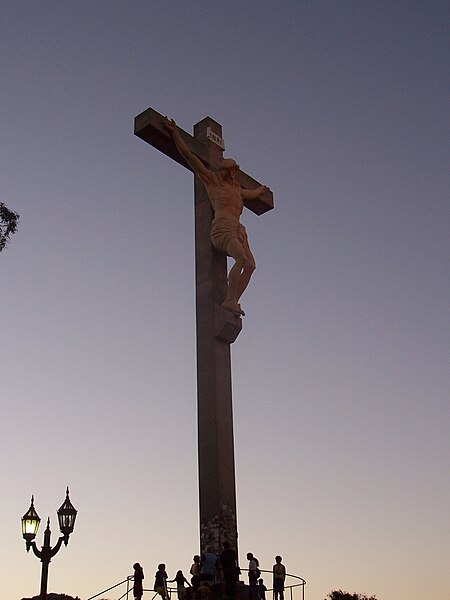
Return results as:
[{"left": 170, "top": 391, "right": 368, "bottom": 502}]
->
[
  {"left": 87, "top": 568, "right": 306, "bottom": 600},
  {"left": 86, "top": 575, "right": 133, "bottom": 600},
  {"left": 241, "top": 568, "right": 306, "bottom": 600}
]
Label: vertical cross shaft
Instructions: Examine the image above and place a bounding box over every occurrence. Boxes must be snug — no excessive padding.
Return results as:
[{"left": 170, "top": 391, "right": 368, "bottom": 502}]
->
[{"left": 193, "top": 117, "right": 240, "bottom": 554}]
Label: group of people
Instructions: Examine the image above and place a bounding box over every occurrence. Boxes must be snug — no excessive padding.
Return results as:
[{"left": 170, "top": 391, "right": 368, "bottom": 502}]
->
[
  {"left": 131, "top": 562, "right": 187, "bottom": 600},
  {"left": 131, "top": 548, "right": 286, "bottom": 600},
  {"left": 246, "top": 553, "right": 286, "bottom": 600}
]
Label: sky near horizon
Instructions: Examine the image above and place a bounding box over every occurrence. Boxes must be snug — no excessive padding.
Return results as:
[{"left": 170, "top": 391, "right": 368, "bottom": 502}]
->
[{"left": 1, "top": 2, "right": 449, "bottom": 599}]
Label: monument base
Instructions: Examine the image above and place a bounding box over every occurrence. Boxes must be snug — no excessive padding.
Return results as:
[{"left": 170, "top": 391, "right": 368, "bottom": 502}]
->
[{"left": 186, "top": 581, "right": 254, "bottom": 600}]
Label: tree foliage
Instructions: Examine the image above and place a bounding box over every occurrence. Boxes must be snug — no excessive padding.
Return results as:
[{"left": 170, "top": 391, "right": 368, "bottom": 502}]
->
[
  {"left": 326, "top": 591, "right": 378, "bottom": 600},
  {"left": 0, "top": 202, "right": 19, "bottom": 252}
]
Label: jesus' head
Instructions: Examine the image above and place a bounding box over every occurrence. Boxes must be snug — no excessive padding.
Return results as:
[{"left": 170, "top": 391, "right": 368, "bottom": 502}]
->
[{"left": 219, "top": 158, "right": 239, "bottom": 181}]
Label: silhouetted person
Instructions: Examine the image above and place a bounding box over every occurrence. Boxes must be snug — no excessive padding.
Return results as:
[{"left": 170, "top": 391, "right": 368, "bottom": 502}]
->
[
  {"left": 272, "top": 556, "right": 286, "bottom": 600},
  {"left": 133, "top": 563, "right": 144, "bottom": 600},
  {"left": 197, "top": 583, "right": 212, "bottom": 600},
  {"left": 246, "top": 552, "right": 260, "bottom": 600},
  {"left": 168, "top": 569, "right": 191, "bottom": 600},
  {"left": 200, "top": 547, "right": 218, "bottom": 585},
  {"left": 258, "top": 579, "right": 267, "bottom": 600},
  {"left": 155, "top": 563, "right": 169, "bottom": 600},
  {"left": 190, "top": 554, "right": 202, "bottom": 597},
  {"left": 220, "top": 541, "right": 238, "bottom": 600}
]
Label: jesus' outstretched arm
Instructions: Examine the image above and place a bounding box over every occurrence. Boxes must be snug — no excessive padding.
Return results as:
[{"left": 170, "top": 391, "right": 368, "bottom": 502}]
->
[
  {"left": 163, "top": 118, "right": 213, "bottom": 185},
  {"left": 241, "top": 185, "right": 270, "bottom": 200}
]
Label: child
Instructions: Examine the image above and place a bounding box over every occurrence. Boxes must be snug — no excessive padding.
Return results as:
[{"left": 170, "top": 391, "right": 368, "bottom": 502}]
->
[
  {"left": 257, "top": 578, "right": 267, "bottom": 600},
  {"left": 197, "top": 583, "right": 212, "bottom": 600},
  {"left": 169, "top": 569, "right": 191, "bottom": 600}
]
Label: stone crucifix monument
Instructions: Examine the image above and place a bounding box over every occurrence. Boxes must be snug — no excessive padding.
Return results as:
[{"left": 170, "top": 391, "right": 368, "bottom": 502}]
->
[{"left": 134, "top": 107, "right": 273, "bottom": 555}]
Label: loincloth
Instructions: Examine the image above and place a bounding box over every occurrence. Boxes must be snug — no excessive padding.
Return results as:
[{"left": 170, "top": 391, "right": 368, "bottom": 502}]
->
[{"left": 210, "top": 216, "right": 249, "bottom": 255}]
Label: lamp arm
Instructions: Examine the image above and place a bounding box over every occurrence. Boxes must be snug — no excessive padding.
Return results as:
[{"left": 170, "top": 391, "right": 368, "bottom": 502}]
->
[
  {"left": 50, "top": 535, "right": 65, "bottom": 558},
  {"left": 30, "top": 541, "right": 42, "bottom": 559}
]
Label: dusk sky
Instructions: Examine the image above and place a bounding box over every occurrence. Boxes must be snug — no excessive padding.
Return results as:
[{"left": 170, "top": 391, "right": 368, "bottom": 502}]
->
[{"left": 1, "top": 2, "right": 449, "bottom": 600}]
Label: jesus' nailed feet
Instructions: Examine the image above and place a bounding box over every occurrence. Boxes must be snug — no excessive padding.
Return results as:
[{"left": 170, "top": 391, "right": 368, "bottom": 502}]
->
[{"left": 221, "top": 300, "right": 245, "bottom": 317}]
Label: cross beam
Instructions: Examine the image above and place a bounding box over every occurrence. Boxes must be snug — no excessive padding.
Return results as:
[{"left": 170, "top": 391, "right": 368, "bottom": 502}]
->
[
  {"left": 134, "top": 106, "right": 273, "bottom": 556},
  {"left": 134, "top": 107, "right": 273, "bottom": 215}
]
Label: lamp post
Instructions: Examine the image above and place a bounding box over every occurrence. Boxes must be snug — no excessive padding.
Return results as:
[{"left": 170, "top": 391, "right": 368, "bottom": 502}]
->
[{"left": 21, "top": 488, "right": 77, "bottom": 600}]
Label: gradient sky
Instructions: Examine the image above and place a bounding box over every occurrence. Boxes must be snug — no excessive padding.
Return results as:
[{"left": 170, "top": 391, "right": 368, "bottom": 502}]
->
[{"left": 1, "top": 2, "right": 449, "bottom": 600}]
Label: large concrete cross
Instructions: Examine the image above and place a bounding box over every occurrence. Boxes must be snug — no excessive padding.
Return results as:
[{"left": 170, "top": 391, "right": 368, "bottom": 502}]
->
[{"left": 134, "top": 107, "right": 273, "bottom": 555}]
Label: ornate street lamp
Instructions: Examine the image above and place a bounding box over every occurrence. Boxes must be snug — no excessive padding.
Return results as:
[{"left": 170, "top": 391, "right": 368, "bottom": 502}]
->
[
  {"left": 57, "top": 487, "right": 77, "bottom": 544},
  {"left": 21, "top": 488, "right": 77, "bottom": 600},
  {"left": 21, "top": 495, "right": 41, "bottom": 549}
]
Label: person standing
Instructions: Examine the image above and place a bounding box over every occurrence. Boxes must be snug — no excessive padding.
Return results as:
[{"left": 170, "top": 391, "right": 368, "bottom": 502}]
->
[
  {"left": 246, "top": 552, "right": 259, "bottom": 600},
  {"left": 272, "top": 556, "right": 286, "bottom": 600},
  {"left": 154, "top": 563, "right": 169, "bottom": 600},
  {"left": 220, "top": 541, "right": 238, "bottom": 600},
  {"left": 168, "top": 569, "right": 191, "bottom": 600},
  {"left": 190, "top": 554, "right": 202, "bottom": 597},
  {"left": 133, "top": 563, "right": 144, "bottom": 600},
  {"left": 200, "top": 547, "right": 218, "bottom": 585}
]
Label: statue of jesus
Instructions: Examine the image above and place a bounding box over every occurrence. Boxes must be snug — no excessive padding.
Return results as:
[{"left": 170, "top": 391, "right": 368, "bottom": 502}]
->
[{"left": 164, "top": 118, "right": 269, "bottom": 317}]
